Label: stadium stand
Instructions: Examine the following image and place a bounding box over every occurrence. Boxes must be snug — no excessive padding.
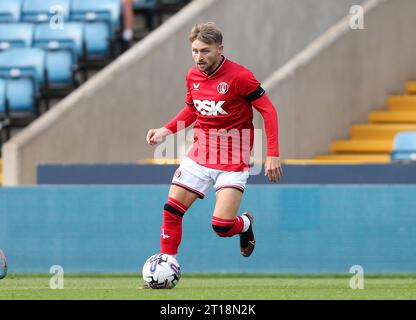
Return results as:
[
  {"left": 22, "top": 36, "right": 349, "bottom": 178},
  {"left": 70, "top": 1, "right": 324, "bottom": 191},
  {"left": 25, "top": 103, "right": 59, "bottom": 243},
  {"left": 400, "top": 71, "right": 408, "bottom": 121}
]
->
[
  {"left": 0, "top": 22, "right": 34, "bottom": 49},
  {"left": 70, "top": 0, "right": 121, "bottom": 61},
  {"left": 0, "top": 0, "right": 23, "bottom": 23},
  {"left": 32, "top": 22, "right": 84, "bottom": 92},
  {"left": 9, "top": 0, "right": 416, "bottom": 185},
  {"left": 21, "top": 0, "right": 71, "bottom": 23},
  {"left": 315, "top": 81, "right": 416, "bottom": 163},
  {"left": 0, "top": 48, "right": 45, "bottom": 114},
  {"left": 0, "top": 0, "right": 192, "bottom": 183}
]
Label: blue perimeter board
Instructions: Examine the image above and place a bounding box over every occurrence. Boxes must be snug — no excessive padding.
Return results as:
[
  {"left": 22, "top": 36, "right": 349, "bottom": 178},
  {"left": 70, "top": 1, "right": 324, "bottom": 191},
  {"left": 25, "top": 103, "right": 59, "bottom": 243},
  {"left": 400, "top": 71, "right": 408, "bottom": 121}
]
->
[
  {"left": 37, "top": 163, "right": 416, "bottom": 184},
  {"left": 1, "top": 185, "right": 416, "bottom": 273}
]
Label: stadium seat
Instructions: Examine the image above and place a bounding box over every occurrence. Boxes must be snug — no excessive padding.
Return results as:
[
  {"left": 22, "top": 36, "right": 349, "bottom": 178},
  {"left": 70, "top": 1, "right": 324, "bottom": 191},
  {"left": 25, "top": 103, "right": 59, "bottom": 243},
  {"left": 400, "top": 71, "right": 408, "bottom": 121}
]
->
[
  {"left": 70, "top": 0, "right": 122, "bottom": 58},
  {"left": 391, "top": 131, "right": 416, "bottom": 161},
  {"left": 0, "top": 23, "right": 34, "bottom": 51},
  {"left": 0, "top": 48, "right": 46, "bottom": 114},
  {"left": 21, "top": 0, "right": 71, "bottom": 23},
  {"left": 33, "top": 22, "right": 84, "bottom": 88},
  {"left": 0, "top": 0, "right": 23, "bottom": 23}
]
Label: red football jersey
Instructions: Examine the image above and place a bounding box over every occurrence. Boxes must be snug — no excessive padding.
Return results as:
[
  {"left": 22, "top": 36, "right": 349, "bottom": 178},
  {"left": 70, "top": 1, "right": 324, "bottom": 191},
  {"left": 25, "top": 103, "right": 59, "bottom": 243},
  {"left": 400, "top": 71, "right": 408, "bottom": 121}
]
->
[{"left": 166, "top": 56, "right": 276, "bottom": 172}]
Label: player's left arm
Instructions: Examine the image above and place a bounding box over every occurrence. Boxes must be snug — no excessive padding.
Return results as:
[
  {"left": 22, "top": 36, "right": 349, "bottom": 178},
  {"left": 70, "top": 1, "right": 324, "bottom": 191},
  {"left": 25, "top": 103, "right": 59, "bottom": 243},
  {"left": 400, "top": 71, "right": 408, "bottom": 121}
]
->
[
  {"left": 251, "top": 93, "right": 283, "bottom": 183},
  {"left": 237, "top": 69, "right": 283, "bottom": 182}
]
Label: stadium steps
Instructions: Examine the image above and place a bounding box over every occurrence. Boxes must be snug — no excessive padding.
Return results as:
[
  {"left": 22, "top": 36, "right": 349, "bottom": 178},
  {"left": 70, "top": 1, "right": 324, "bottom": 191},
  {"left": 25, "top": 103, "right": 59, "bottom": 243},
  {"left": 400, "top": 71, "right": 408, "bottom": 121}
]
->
[
  {"left": 405, "top": 81, "right": 416, "bottom": 95},
  {"left": 387, "top": 95, "right": 416, "bottom": 111},
  {"left": 330, "top": 139, "right": 393, "bottom": 153},
  {"left": 350, "top": 124, "right": 416, "bottom": 140},
  {"left": 315, "top": 81, "right": 416, "bottom": 162},
  {"left": 369, "top": 111, "right": 416, "bottom": 123}
]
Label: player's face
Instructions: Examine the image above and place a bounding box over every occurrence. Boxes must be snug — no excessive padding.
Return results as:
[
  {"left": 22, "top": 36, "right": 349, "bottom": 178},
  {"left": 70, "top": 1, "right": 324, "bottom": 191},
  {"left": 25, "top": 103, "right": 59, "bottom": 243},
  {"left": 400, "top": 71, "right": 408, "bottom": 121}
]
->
[{"left": 191, "top": 39, "right": 223, "bottom": 74}]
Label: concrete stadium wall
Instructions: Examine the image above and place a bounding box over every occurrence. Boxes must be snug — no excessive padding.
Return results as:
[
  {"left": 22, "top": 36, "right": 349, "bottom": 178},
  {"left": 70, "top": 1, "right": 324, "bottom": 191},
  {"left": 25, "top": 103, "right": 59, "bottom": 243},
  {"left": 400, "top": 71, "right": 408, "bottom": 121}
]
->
[
  {"left": 263, "top": 0, "right": 416, "bottom": 157},
  {"left": 1, "top": 185, "right": 416, "bottom": 273},
  {"left": 2, "top": 0, "right": 363, "bottom": 185}
]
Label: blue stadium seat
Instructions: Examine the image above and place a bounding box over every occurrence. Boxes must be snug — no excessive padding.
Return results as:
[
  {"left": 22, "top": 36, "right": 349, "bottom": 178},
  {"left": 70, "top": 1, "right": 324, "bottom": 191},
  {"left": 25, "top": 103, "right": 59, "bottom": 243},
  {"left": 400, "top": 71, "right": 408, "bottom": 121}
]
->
[
  {"left": 391, "top": 131, "right": 416, "bottom": 161},
  {"left": 70, "top": 0, "right": 122, "bottom": 58},
  {"left": 0, "top": 48, "right": 46, "bottom": 114},
  {"left": 33, "top": 22, "right": 84, "bottom": 87},
  {"left": 0, "top": 23, "right": 34, "bottom": 51},
  {"left": 0, "top": 0, "right": 22, "bottom": 23},
  {"left": 21, "top": 0, "right": 71, "bottom": 23}
]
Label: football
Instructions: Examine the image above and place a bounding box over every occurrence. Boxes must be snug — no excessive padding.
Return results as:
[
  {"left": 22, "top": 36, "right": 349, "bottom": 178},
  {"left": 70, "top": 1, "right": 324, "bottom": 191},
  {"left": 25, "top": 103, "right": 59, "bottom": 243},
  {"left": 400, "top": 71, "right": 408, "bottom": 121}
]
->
[
  {"left": 142, "top": 253, "right": 181, "bottom": 289},
  {"left": 0, "top": 248, "right": 7, "bottom": 280}
]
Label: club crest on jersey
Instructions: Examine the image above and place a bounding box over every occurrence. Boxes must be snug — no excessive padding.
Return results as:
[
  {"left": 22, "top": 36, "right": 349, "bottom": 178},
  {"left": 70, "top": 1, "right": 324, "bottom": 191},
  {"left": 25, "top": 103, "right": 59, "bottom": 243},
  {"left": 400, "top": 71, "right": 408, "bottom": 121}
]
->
[{"left": 217, "top": 82, "right": 229, "bottom": 94}]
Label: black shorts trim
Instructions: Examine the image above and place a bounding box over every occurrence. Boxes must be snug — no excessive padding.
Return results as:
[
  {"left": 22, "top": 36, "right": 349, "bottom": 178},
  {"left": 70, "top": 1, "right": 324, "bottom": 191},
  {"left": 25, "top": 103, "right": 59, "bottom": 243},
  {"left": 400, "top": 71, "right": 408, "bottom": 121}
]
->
[
  {"left": 215, "top": 185, "right": 245, "bottom": 194},
  {"left": 171, "top": 182, "right": 205, "bottom": 199}
]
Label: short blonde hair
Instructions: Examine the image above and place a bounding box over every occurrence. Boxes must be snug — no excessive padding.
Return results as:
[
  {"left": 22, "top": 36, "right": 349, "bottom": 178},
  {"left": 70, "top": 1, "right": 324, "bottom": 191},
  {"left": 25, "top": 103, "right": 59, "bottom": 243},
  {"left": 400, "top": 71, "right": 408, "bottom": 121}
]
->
[{"left": 189, "top": 22, "right": 223, "bottom": 45}]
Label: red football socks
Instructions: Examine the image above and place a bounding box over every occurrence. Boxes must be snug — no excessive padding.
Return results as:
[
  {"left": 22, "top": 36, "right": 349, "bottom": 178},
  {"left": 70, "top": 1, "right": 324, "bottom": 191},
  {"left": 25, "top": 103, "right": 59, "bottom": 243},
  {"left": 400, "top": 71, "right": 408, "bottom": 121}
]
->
[
  {"left": 212, "top": 216, "right": 244, "bottom": 237},
  {"left": 160, "top": 197, "right": 188, "bottom": 255}
]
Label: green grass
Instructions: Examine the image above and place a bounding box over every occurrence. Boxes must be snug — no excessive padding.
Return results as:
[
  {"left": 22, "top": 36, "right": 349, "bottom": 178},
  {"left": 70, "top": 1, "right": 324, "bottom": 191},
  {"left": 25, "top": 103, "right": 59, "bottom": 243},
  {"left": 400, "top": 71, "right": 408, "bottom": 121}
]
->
[{"left": 1, "top": 273, "right": 416, "bottom": 300}]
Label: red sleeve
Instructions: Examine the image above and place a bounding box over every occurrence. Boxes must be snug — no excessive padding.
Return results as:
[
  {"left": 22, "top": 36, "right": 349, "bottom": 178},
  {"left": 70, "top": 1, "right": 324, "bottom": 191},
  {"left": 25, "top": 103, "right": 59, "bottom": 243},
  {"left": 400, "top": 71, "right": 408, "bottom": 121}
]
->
[
  {"left": 164, "top": 104, "right": 197, "bottom": 134},
  {"left": 251, "top": 93, "right": 280, "bottom": 157}
]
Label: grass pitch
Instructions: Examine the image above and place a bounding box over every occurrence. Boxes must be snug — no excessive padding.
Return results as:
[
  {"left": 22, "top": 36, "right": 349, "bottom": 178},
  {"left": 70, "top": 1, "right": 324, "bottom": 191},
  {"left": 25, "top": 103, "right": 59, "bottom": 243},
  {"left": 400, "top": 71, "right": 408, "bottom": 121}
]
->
[{"left": 0, "top": 274, "right": 416, "bottom": 300}]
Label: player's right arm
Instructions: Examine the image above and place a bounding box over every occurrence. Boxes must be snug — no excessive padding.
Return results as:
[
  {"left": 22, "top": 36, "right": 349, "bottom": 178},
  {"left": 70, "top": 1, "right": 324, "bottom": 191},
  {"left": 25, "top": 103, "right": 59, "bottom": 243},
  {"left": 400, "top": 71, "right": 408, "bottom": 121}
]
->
[
  {"left": 146, "top": 104, "right": 197, "bottom": 145},
  {"left": 146, "top": 127, "right": 170, "bottom": 145}
]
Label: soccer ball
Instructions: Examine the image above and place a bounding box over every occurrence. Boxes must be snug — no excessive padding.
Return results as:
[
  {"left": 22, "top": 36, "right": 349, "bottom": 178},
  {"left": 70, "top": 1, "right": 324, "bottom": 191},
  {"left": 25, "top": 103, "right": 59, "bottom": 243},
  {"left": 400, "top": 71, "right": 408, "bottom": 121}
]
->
[
  {"left": 142, "top": 253, "right": 181, "bottom": 289},
  {"left": 0, "top": 248, "right": 7, "bottom": 280}
]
